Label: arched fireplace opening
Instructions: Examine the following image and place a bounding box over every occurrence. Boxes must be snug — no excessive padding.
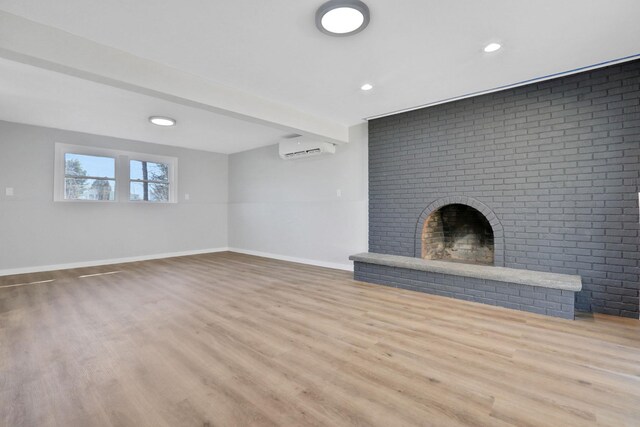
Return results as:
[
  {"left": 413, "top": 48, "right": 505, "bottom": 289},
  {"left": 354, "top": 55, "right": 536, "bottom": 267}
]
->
[{"left": 421, "top": 204, "right": 494, "bottom": 265}]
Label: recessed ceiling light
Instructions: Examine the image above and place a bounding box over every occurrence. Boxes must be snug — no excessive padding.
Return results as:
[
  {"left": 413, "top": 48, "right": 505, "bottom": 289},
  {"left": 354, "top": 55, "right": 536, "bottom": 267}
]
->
[
  {"left": 149, "top": 116, "right": 176, "bottom": 127},
  {"left": 360, "top": 83, "right": 373, "bottom": 91},
  {"left": 316, "top": 0, "right": 370, "bottom": 37},
  {"left": 483, "top": 42, "right": 502, "bottom": 53}
]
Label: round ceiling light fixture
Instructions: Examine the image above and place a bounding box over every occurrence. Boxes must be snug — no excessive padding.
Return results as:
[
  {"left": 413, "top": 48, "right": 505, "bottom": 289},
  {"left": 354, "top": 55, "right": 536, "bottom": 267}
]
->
[
  {"left": 360, "top": 83, "right": 373, "bottom": 91},
  {"left": 483, "top": 42, "right": 502, "bottom": 53},
  {"left": 149, "top": 116, "right": 176, "bottom": 127},
  {"left": 316, "top": 0, "right": 370, "bottom": 36}
]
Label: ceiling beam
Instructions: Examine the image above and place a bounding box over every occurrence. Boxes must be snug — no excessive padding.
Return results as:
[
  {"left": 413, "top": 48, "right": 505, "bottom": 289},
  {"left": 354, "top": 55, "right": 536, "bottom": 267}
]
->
[{"left": 0, "top": 11, "right": 349, "bottom": 144}]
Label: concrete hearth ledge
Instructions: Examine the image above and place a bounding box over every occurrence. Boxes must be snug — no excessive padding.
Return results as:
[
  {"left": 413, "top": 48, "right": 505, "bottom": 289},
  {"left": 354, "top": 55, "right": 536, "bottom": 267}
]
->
[{"left": 349, "top": 253, "right": 582, "bottom": 291}]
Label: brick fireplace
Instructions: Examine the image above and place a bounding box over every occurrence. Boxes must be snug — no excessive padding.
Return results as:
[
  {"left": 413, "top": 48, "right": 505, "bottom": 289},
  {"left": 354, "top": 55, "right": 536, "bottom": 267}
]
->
[
  {"left": 418, "top": 196, "right": 503, "bottom": 266},
  {"left": 422, "top": 204, "right": 494, "bottom": 265},
  {"left": 355, "top": 59, "right": 640, "bottom": 318}
]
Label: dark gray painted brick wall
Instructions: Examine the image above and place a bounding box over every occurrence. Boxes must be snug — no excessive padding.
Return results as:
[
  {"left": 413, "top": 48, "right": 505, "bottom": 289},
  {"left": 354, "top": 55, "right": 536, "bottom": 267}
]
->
[
  {"left": 354, "top": 262, "right": 576, "bottom": 319},
  {"left": 368, "top": 60, "right": 640, "bottom": 318}
]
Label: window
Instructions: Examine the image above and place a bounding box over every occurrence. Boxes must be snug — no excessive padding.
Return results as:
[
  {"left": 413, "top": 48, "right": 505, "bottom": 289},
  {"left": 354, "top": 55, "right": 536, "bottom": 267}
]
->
[
  {"left": 54, "top": 143, "right": 177, "bottom": 203},
  {"left": 130, "top": 160, "right": 170, "bottom": 202},
  {"left": 64, "top": 153, "right": 116, "bottom": 201}
]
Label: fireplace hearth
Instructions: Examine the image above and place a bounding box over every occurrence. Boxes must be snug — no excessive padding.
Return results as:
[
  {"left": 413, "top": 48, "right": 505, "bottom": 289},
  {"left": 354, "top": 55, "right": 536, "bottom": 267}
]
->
[{"left": 352, "top": 195, "right": 582, "bottom": 318}]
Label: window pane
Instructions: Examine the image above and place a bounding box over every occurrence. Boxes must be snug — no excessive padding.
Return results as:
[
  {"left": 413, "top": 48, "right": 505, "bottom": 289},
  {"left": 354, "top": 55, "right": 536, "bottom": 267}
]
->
[
  {"left": 65, "top": 153, "right": 115, "bottom": 179},
  {"left": 130, "top": 182, "right": 169, "bottom": 202},
  {"left": 65, "top": 178, "right": 115, "bottom": 200},
  {"left": 130, "top": 160, "right": 169, "bottom": 182}
]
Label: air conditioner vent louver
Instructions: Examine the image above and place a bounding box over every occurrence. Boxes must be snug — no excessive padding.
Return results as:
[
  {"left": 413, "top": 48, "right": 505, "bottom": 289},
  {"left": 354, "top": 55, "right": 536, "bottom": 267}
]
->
[{"left": 279, "top": 137, "right": 336, "bottom": 160}]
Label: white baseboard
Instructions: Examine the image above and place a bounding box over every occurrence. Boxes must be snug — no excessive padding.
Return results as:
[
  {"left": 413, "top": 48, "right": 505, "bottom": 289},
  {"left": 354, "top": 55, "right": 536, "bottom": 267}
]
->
[
  {"left": 0, "top": 247, "right": 230, "bottom": 277},
  {"left": 0, "top": 246, "right": 354, "bottom": 277},
  {"left": 228, "top": 247, "right": 353, "bottom": 271}
]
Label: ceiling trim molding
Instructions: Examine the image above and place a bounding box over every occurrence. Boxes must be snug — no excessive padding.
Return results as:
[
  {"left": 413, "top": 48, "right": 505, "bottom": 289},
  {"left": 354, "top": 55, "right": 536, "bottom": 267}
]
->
[
  {"left": 0, "top": 11, "right": 349, "bottom": 144},
  {"left": 365, "top": 53, "right": 640, "bottom": 121}
]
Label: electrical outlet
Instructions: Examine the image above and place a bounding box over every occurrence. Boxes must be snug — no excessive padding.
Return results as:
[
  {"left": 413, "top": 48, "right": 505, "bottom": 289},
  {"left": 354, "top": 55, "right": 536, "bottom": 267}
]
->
[
  {"left": 336, "top": 189, "right": 342, "bottom": 198},
  {"left": 184, "top": 193, "right": 190, "bottom": 201},
  {"left": 5, "top": 187, "right": 13, "bottom": 196}
]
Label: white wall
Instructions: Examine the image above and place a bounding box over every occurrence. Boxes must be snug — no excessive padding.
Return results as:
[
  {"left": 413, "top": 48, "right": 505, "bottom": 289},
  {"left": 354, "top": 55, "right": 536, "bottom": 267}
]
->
[
  {"left": 228, "top": 123, "right": 368, "bottom": 270},
  {"left": 0, "top": 120, "right": 368, "bottom": 274},
  {"left": 0, "top": 121, "right": 228, "bottom": 273}
]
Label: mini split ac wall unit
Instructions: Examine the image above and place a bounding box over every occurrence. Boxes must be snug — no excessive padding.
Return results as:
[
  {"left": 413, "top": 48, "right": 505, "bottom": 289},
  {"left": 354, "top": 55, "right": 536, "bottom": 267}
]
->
[{"left": 278, "top": 136, "right": 336, "bottom": 160}]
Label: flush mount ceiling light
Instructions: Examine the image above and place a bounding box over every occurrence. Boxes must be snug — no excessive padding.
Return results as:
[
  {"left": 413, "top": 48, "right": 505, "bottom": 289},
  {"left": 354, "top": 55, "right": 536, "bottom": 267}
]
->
[
  {"left": 360, "top": 83, "right": 373, "bottom": 91},
  {"left": 149, "top": 116, "right": 176, "bottom": 127},
  {"left": 316, "top": 0, "right": 370, "bottom": 36},
  {"left": 483, "top": 42, "right": 502, "bottom": 53}
]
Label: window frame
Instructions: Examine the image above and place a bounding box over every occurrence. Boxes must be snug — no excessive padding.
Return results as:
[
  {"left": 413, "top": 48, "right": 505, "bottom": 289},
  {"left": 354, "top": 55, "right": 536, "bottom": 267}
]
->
[
  {"left": 54, "top": 143, "right": 178, "bottom": 203},
  {"left": 128, "top": 155, "right": 177, "bottom": 204}
]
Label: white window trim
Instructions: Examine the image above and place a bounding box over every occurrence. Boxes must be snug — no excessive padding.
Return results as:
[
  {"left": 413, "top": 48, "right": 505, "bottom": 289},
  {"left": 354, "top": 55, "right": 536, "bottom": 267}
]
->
[
  {"left": 54, "top": 143, "right": 178, "bottom": 203},
  {"left": 128, "top": 153, "right": 178, "bottom": 204}
]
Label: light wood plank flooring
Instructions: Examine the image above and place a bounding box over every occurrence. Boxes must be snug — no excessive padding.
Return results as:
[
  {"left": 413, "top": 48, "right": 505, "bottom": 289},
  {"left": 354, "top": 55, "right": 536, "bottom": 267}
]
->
[{"left": 1, "top": 252, "right": 639, "bottom": 426}]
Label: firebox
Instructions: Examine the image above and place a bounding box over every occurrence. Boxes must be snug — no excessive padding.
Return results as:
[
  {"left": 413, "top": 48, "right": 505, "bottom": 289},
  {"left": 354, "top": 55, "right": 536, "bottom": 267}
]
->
[{"left": 421, "top": 204, "right": 494, "bottom": 265}]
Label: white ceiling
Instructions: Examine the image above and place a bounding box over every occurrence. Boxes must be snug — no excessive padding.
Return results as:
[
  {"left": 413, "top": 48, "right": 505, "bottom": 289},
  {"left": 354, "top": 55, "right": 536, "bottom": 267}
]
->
[
  {"left": 0, "top": 0, "right": 639, "bottom": 152},
  {"left": 0, "top": 58, "right": 286, "bottom": 154}
]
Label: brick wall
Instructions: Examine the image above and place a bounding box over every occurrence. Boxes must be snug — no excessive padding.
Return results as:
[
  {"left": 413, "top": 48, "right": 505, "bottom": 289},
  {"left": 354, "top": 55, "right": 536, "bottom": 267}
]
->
[
  {"left": 368, "top": 60, "right": 640, "bottom": 317},
  {"left": 354, "top": 262, "right": 576, "bottom": 319}
]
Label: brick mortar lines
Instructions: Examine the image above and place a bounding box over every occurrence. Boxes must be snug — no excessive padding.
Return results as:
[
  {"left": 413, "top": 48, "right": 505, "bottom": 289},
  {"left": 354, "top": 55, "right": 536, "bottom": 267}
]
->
[
  {"left": 367, "top": 60, "right": 640, "bottom": 318},
  {"left": 354, "top": 263, "right": 575, "bottom": 319}
]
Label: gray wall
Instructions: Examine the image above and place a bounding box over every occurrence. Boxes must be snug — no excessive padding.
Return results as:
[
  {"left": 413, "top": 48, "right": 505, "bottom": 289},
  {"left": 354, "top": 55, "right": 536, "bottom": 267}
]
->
[
  {"left": 228, "top": 124, "right": 368, "bottom": 269},
  {"left": 369, "top": 60, "right": 640, "bottom": 317},
  {"left": 354, "top": 262, "right": 576, "bottom": 319},
  {"left": 0, "top": 121, "right": 228, "bottom": 272}
]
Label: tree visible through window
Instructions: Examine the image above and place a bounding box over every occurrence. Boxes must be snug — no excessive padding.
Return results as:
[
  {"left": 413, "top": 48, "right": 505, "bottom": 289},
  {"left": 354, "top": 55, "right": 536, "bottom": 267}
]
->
[
  {"left": 64, "top": 153, "right": 115, "bottom": 200},
  {"left": 130, "top": 160, "right": 170, "bottom": 202},
  {"left": 56, "top": 143, "right": 176, "bottom": 203}
]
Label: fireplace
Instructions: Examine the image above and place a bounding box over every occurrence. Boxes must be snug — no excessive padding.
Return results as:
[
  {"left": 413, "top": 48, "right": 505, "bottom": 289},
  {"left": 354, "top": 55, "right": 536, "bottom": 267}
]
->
[
  {"left": 353, "top": 197, "right": 580, "bottom": 319},
  {"left": 421, "top": 204, "right": 494, "bottom": 265}
]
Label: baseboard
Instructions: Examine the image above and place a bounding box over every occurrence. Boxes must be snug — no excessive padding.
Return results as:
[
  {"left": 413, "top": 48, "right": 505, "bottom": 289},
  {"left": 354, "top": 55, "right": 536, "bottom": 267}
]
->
[
  {"left": 0, "top": 247, "right": 230, "bottom": 277},
  {"left": 0, "top": 246, "right": 355, "bottom": 276},
  {"left": 228, "top": 247, "right": 354, "bottom": 271}
]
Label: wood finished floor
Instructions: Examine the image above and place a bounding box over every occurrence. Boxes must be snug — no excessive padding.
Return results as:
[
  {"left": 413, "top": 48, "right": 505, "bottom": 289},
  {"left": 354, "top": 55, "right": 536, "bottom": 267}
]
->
[{"left": 1, "top": 252, "right": 639, "bottom": 427}]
